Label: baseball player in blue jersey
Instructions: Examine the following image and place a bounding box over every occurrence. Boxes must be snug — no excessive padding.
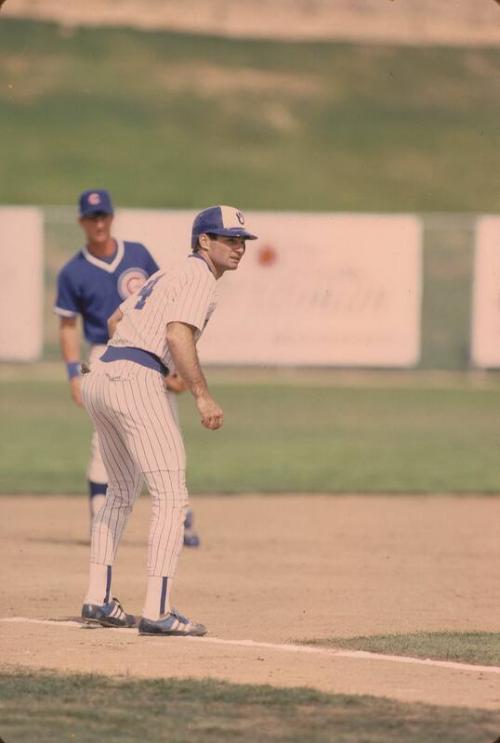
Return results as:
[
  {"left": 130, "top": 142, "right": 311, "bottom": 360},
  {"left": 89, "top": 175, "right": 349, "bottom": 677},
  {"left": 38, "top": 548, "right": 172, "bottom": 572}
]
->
[
  {"left": 79, "top": 205, "right": 257, "bottom": 635},
  {"left": 54, "top": 189, "right": 200, "bottom": 545}
]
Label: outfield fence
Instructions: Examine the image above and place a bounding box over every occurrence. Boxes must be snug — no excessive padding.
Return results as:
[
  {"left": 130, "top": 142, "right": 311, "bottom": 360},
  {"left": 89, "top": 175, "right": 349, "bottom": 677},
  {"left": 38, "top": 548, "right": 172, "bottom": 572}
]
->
[
  {"left": 46, "top": 208, "right": 480, "bottom": 370},
  {"left": 0, "top": 207, "right": 487, "bottom": 370}
]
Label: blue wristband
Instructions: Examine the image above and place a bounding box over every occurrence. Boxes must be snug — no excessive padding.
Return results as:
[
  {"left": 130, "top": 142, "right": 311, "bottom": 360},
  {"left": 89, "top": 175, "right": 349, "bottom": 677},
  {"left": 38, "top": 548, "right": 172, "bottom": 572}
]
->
[{"left": 66, "top": 362, "right": 81, "bottom": 380}]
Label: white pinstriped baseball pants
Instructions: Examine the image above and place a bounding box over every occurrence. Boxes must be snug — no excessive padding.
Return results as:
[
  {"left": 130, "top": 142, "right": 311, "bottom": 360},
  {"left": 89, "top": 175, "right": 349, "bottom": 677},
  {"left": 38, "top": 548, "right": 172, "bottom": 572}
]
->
[
  {"left": 86, "top": 345, "right": 182, "bottom": 485},
  {"left": 81, "top": 359, "right": 188, "bottom": 578}
]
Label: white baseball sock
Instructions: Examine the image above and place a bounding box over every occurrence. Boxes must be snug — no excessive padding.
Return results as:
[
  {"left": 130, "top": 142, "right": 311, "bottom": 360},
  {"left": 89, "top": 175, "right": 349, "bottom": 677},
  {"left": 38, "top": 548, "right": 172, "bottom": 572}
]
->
[
  {"left": 143, "top": 576, "right": 171, "bottom": 620},
  {"left": 84, "top": 563, "right": 112, "bottom": 605}
]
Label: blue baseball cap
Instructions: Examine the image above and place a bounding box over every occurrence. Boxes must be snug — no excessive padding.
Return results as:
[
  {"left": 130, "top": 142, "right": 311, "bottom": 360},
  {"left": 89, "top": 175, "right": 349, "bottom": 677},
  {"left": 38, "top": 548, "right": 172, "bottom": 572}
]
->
[
  {"left": 79, "top": 189, "right": 114, "bottom": 217},
  {"left": 191, "top": 205, "right": 257, "bottom": 250}
]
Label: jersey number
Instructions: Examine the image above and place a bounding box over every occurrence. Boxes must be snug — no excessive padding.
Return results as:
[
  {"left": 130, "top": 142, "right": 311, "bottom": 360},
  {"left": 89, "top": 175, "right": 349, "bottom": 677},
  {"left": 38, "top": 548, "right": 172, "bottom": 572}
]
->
[{"left": 134, "top": 275, "right": 161, "bottom": 310}]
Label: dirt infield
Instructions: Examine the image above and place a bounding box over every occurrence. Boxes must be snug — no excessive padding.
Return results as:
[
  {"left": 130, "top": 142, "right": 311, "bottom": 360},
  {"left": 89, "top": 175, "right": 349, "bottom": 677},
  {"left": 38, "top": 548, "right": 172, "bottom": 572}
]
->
[{"left": 1, "top": 494, "right": 500, "bottom": 709}]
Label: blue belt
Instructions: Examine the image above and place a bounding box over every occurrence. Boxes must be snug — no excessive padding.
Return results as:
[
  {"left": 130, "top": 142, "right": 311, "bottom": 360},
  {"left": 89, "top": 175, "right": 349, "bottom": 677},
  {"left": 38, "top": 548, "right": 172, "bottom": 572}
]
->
[{"left": 100, "top": 346, "right": 169, "bottom": 376}]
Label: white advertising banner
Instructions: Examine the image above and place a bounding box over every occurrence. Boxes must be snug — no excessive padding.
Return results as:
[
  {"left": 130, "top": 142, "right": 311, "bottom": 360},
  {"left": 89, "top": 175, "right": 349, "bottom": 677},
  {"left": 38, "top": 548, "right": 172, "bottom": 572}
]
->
[
  {"left": 471, "top": 216, "right": 500, "bottom": 368},
  {"left": 114, "top": 208, "right": 193, "bottom": 268},
  {"left": 0, "top": 207, "right": 44, "bottom": 361},
  {"left": 115, "top": 209, "right": 422, "bottom": 367}
]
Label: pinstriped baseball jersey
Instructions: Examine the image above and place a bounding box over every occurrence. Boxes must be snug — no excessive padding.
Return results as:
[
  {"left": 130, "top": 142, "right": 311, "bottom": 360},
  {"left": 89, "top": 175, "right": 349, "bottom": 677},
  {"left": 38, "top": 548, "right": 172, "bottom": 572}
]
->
[{"left": 110, "top": 255, "right": 217, "bottom": 372}]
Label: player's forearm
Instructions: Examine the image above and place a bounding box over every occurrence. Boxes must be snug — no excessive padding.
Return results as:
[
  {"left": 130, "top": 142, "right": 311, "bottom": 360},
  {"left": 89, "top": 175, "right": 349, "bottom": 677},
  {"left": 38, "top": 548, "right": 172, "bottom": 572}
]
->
[
  {"left": 59, "top": 318, "right": 83, "bottom": 398},
  {"left": 166, "top": 322, "right": 209, "bottom": 399},
  {"left": 59, "top": 320, "right": 80, "bottom": 363}
]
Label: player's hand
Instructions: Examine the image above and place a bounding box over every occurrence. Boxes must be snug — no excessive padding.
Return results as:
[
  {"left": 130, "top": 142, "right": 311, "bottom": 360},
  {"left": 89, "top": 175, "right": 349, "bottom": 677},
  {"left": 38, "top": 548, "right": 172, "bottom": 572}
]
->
[
  {"left": 164, "top": 372, "right": 188, "bottom": 394},
  {"left": 69, "top": 376, "right": 84, "bottom": 407},
  {"left": 196, "top": 394, "right": 224, "bottom": 430}
]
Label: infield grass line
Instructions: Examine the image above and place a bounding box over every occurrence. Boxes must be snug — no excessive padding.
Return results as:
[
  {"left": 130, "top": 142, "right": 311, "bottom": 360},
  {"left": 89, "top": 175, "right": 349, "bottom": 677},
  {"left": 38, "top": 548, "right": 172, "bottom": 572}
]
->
[{"left": 2, "top": 616, "right": 500, "bottom": 676}]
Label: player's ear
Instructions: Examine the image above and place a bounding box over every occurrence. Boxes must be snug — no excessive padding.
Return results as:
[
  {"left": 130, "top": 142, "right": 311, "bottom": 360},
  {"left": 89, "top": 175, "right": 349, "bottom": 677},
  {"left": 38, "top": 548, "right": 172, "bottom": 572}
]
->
[{"left": 198, "top": 233, "right": 211, "bottom": 250}]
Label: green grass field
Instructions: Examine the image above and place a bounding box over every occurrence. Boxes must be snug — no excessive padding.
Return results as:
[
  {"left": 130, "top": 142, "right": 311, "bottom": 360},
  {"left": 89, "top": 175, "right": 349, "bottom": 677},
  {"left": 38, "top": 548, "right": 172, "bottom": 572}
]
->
[
  {"left": 2, "top": 369, "right": 500, "bottom": 494},
  {"left": 303, "top": 632, "right": 500, "bottom": 667},
  {"left": 1, "top": 19, "right": 500, "bottom": 212},
  {"left": 1, "top": 672, "right": 498, "bottom": 743}
]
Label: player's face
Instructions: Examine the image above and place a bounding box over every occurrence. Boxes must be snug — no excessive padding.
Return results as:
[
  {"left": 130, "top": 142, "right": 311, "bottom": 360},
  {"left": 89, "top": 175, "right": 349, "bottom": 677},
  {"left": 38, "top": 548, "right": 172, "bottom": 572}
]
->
[
  {"left": 205, "top": 235, "right": 246, "bottom": 276},
  {"left": 79, "top": 214, "right": 113, "bottom": 246}
]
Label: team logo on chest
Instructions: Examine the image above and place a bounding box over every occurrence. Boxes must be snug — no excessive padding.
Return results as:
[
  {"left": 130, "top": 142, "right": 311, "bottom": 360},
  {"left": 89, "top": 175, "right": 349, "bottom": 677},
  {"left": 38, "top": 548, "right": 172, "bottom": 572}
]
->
[{"left": 117, "top": 268, "right": 149, "bottom": 299}]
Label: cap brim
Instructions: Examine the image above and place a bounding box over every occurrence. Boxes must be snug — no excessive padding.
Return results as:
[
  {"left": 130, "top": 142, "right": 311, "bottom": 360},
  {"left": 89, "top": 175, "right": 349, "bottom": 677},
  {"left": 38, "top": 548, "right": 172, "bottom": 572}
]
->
[
  {"left": 191, "top": 227, "right": 258, "bottom": 250},
  {"left": 80, "top": 208, "right": 113, "bottom": 217},
  {"left": 215, "top": 228, "right": 258, "bottom": 241}
]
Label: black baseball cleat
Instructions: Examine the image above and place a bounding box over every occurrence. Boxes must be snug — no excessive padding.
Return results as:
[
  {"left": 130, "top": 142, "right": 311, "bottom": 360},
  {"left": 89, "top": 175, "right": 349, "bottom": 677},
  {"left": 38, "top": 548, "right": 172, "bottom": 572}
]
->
[
  {"left": 81, "top": 597, "right": 137, "bottom": 628},
  {"left": 138, "top": 608, "right": 207, "bottom": 636}
]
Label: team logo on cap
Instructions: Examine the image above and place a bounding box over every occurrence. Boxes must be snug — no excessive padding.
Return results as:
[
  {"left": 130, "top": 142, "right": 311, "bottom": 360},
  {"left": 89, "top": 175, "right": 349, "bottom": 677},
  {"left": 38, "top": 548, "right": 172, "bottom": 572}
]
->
[
  {"left": 236, "top": 210, "right": 245, "bottom": 225},
  {"left": 88, "top": 192, "right": 101, "bottom": 205},
  {"left": 118, "top": 268, "right": 148, "bottom": 299}
]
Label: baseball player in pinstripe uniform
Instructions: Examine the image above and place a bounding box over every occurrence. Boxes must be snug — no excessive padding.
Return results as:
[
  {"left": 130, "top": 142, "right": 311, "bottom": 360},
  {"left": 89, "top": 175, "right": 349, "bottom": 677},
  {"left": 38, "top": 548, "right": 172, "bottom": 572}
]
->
[
  {"left": 54, "top": 189, "right": 200, "bottom": 546},
  {"left": 80, "top": 205, "right": 257, "bottom": 635}
]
